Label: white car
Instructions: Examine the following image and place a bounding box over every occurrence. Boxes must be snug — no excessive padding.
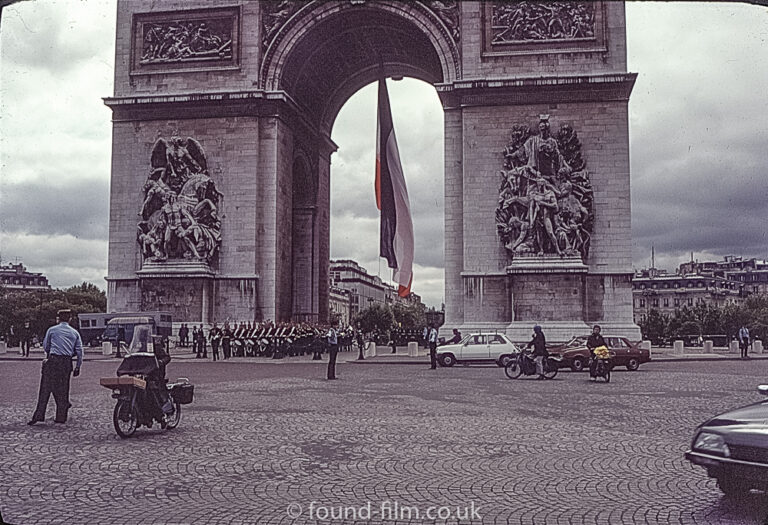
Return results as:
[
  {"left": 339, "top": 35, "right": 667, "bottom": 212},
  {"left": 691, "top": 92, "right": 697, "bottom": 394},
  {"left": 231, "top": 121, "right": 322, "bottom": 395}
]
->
[{"left": 436, "top": 333, "right": 521, "bottom": 367}]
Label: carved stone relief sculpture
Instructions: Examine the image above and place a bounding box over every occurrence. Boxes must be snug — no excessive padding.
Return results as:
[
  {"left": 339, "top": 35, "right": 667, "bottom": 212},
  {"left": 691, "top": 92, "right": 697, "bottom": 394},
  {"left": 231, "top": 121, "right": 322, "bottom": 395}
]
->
[
  {"left": 261, "top": 1, "right": 305, "bottom": 50},
  {"left": 495, "top": 116, "right": 594, "bottom": 260},
  {"left": 137, "top": 137, "right": 223, "bottom": 265},
  {"left": 140, "top": 19, "right": 233, "bottom": 64},
  {"left": 491, "top": 1, "right": 595, "bottom": 44},
  {"left": 427, "top": 1, "right": 460, "bottom": 42}
]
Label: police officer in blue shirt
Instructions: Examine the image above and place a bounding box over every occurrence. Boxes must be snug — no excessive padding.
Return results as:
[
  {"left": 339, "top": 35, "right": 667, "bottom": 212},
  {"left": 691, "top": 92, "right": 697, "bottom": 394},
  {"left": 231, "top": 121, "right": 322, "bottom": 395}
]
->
[{"left": 28, "top": 310, "right": 83, "bottom": 425}]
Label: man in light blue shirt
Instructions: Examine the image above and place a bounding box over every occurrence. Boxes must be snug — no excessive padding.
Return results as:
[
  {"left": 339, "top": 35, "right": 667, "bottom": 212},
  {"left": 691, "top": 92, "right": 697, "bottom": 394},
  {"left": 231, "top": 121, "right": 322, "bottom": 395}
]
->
[
  {"left": 28, "top": 310, "right": 83, "bottom": 425},
  {"left": 738, "top": 325, "right": 750, "bottom": 359}
]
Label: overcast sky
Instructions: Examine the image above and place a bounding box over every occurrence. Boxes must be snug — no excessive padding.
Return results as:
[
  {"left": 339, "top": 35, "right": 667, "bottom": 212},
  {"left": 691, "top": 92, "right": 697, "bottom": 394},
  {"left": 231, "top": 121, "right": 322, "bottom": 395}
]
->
[{"left": 1, "top": 1, "right": 767, "bottom": 308}]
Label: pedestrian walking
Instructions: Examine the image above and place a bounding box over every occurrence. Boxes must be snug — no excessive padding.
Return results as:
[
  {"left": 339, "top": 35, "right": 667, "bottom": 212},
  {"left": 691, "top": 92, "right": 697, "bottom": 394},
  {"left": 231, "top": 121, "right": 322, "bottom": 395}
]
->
[
  {"left": 115, "top": 325, "right": 125, "bottom": 359},
  {"left": 327, "top": 324, "right": 339, "bottom": 380},
  {"left": 738, "top": 325, "right": 750, "bottom": 359},
  {"left": 428, "top": 325, "right": 438, "bottom": 369},
  {"left": 28, "top": 310, "right": 83, "bottom": 425},
  {"left": 21, "top": 321, "right": 32, "bottom": 357}
]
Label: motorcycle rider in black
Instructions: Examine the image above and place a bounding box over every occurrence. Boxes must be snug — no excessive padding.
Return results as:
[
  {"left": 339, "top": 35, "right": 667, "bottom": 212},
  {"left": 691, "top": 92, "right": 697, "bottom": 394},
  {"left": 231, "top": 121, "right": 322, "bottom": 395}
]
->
[
  {"left": 525, "top": 325, "right": 548, "bottom": 380},
  {"left": 586, "top": 324, "right": 606, "bottom": 381}
]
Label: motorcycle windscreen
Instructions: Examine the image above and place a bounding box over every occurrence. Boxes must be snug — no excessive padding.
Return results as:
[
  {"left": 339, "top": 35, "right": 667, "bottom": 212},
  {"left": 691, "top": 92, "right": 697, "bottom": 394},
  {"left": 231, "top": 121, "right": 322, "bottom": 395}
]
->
[{"left": 128, "top": 324, "right": 155, "bottom": 354}]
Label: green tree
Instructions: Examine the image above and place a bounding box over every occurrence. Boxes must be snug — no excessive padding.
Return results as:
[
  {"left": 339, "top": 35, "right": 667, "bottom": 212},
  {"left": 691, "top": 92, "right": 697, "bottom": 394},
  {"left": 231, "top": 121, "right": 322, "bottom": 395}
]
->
[
  {"left": 355, "top": 303, "right": 394, "bottom": 335},
  {"left": 392, "top": 302, "right": 426, "bottom": 331},
  {"left": 639, "top": 308, "right": 668, "bottom": 344}
]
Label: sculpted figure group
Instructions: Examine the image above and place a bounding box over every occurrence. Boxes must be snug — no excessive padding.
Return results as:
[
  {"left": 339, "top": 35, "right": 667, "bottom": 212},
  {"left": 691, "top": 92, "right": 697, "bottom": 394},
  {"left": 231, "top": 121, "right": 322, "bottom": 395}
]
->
[
  {"left": 495, "top": 116, "right": 593, "bottom": 260},
  {"left": 137, "top": 137, "right": 223, "bottom": 265},
  {"left": 491, "top": 1, "right": 595, "bottom": 44}
]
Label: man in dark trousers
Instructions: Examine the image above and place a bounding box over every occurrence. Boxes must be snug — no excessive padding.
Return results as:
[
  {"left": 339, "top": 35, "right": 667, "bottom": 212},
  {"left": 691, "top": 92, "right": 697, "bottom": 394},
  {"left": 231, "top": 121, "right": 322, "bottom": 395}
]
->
[
  {"left": 198, "top": 326, "right": 208, "bottom": 359},
  {"left": 209, "top": 322, "right": 221, "bottom": 361},
  {"left": 28, "top": 310, "right": 83, "bottom": 425},
  {"left": 586, "top": 324, "right": 607, "bottom": 381},
  {"left": 21, "top": 321, "right": 32, "bottom": 357},
  {"left": 738, "top": 325, "right": 750, "bottom": 359},
  {"left": 525, "top": 325, "right": 548, "bottom": 380},
  {"left": 428, "top": 325, "right": 438, "bottom": 369},
  {"left": 327, "top": 324, "right": 339, "bottom": 380}
]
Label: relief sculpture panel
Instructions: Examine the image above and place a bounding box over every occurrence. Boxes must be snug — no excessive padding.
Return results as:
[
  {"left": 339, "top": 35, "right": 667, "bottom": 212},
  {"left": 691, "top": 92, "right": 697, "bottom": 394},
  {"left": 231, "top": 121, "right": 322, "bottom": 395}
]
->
[
  {"left": 495, "top": 116, "right": 594, "bottom": 260},
  {"left": 137, "top": 137, "right": 223, "bottom": 266},
  {"left": 491, "top": 1, "right": 595, "bottom": 44}
]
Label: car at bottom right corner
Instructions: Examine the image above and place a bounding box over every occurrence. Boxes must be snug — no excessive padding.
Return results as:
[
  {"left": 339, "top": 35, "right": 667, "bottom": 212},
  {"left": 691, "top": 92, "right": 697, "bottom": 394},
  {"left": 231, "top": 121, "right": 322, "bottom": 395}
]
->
[{"left": 685, "top": 385, "right": 768, "bottom": 497}]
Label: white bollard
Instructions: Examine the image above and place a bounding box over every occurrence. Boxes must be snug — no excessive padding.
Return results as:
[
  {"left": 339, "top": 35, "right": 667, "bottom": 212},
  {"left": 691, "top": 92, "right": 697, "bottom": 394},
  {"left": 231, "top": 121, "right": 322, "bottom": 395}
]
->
[
  {"left": 673, "top": 340, "right": 684, "bottom": 355},
  {"left": 102, "top": 341, "right": 113, "bottom": 356},
  {"left": 752, "top": 340, "right": 763, "bottom": 355},
  {"left": 0, "top": 341, "right": 6, "bottom": 354},
  {"left": 367, "top": 343, "right": 376, "bottom": 358},
  {"left": 703, "top": 340, "right": 713, "bottom": 354},
  {"left": 408, "top": 341, "right": 418, "bottom": 357},
  {"left": 729, "top": 340, "right": 739, "bottom": 354},
  {"left": 639, "top": 340, "right": 651, "bottom": 351}
]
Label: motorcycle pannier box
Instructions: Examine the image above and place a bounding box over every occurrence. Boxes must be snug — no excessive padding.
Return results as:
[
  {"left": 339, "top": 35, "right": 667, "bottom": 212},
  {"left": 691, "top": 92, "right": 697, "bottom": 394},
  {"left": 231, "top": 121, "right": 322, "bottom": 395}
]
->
[
  {"left": 99, "top": 376, "right": 147, "bottom": 390},
  {"left": 172, "top": 383, "right": 194, "bottom": 404}
]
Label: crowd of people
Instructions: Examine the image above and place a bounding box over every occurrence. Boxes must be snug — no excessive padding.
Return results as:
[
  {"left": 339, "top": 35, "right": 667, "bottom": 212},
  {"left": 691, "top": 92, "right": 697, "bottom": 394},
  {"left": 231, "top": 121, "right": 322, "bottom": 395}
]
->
[{"left": 174, "top": 321, "right": 359, "bottom": 361}]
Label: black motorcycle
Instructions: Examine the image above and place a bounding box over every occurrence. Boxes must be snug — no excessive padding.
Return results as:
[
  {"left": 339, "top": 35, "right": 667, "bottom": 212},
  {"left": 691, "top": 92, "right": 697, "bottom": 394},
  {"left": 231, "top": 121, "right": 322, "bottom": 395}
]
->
[
  {"left": 504, "top": 351, "right": 562, "bottom": 380},
  {"left": 100, "top": 353, "right": 194, "bottom": 438},
  {"left": 590, "top": 357, "right": 612, "bottom": 383}
]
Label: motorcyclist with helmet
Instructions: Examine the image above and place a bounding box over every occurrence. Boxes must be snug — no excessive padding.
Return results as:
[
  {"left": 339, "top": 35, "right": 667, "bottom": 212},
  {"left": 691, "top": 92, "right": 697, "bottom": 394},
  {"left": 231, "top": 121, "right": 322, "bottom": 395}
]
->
[
  {"left": 586, "top": 324, "right": 607, "bottom": 381},
  {"left": 525, "top": 325, "right": 548, "bottom": 380}
]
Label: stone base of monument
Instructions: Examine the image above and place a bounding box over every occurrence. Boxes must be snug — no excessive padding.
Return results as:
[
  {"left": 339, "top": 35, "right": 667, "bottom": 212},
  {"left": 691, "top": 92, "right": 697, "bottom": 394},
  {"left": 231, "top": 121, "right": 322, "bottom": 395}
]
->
[{"left": 110, "top": 261, "right": 258, "bottom": 325}]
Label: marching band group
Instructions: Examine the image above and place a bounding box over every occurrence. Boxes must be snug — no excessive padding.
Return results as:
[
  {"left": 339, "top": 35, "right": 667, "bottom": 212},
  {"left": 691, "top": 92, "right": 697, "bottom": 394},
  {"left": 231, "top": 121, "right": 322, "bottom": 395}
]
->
[{"left": 176, "top": 321, "right": 359, "bottom": 361}]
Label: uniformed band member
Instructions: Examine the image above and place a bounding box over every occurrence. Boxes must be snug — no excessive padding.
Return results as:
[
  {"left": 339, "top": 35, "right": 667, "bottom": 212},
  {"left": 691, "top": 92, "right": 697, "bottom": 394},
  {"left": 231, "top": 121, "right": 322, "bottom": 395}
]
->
[
  {"left": 209, "top": 322, "right": 222, "bottom": 361},
  {"left": 327, "top": 324, "right": 339, "bottom": 380},
  {"left": 28, "top": 310, "right": 83, "bottom": 425}
]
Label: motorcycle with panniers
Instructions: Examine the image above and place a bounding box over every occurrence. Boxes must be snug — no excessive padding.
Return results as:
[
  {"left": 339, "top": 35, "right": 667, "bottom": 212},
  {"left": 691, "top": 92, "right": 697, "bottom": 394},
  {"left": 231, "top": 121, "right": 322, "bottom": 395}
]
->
[{"left": 100, "top": 327, "right": 194, "bottom": 438}]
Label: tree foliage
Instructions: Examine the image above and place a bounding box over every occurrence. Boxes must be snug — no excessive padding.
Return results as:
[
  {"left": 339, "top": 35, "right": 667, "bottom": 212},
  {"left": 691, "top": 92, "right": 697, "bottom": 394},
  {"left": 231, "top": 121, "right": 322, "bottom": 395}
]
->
[
  {"left": 640, "top": 297, "right": 768, "bottom": 344},
  {"left": 355, "top": 303, "right": 395, "bottom": 335},
  {"left": 0, "top": 282, "right": 106, "bottom": 343}
]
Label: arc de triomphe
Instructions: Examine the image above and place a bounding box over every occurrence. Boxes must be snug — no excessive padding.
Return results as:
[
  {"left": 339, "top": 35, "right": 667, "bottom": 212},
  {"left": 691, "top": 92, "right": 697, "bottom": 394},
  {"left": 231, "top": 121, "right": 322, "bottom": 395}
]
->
[{"left": 106, "top": 1, "right": 640, "bottom": 340}]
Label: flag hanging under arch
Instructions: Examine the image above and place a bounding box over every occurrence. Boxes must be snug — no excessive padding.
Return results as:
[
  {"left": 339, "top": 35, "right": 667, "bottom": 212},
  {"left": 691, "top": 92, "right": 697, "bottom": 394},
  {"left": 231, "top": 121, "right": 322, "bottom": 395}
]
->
[{"left": 375, "top": 75, "right": 414, "bottom": 298}]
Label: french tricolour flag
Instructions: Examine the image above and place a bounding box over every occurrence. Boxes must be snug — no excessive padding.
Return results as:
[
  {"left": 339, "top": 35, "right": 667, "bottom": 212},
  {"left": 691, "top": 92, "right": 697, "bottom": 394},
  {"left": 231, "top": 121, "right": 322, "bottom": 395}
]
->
[{"left": 375, "top": 75, "right": 414, "bottom": 298}]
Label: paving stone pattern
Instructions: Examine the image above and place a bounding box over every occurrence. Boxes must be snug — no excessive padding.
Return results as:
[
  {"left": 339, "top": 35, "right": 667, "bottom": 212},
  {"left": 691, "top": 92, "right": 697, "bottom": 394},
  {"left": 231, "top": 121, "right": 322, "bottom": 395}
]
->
[{"left": 1, "top": 359, "right": 767, "bottom": 524}]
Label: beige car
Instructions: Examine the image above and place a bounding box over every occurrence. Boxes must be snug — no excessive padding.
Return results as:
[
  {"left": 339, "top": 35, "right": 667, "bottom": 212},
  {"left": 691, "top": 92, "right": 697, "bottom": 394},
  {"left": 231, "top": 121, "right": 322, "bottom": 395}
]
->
[{"left": 437, "top": 333, "right": 522, "bottom": 367}]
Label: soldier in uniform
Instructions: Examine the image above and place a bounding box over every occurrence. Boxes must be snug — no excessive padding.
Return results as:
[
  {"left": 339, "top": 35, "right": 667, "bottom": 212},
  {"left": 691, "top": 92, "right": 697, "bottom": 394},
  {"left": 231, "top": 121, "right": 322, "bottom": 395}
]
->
[{"left": 209, "top": 322, "right": 222, "bottom": 361}]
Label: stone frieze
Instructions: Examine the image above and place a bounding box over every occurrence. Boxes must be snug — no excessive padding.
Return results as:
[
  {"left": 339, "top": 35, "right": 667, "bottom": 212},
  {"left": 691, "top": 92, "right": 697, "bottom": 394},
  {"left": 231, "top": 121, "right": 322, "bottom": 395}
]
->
[
  {"left": 495, "top": 116, "right": 594, "bottom": 260},
  {"left": 491, "top": 1, "right": 595, "bottom": 44},
  {"left": 140, "top": 19, "right": 233, "bottom": 64},
  {"left": 137, "top": 137, "right": 223, "bottom": 266}
]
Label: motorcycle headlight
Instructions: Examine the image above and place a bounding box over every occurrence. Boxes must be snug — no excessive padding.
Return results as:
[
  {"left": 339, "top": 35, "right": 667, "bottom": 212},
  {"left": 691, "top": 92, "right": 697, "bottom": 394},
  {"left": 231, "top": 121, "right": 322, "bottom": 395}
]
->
[{"left": 693, "top": 431, "right": 730, "bottom": 457}]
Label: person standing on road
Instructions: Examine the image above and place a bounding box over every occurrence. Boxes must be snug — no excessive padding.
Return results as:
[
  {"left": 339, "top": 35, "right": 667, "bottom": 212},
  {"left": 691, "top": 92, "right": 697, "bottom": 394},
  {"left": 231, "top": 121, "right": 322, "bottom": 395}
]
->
[
  {"left": 197, "top": 326, "right": 208, "bottom": 359},
  {"left": 21, "top": 321, "right": 32, "bottom": 357},
  {"left": 525, "top": 325, "right": 548, "bottom": 380},
  {"left": 28, "top": 310, "right": 83, "bottom": 425},
  {"left": 586, "top": 324, "right": 607, "bottom": 381},
  {"left": 428, "top": 325, "right": 438, "bottom": 369},
  {"left": 738, "top": 325, "right": 750, "bottom": 359},
  {"left": 327, "top": 324, "right": 339, "bottom": 380},
  {"left": 210, "top": 322, "right": 221, "bottom": 361}
]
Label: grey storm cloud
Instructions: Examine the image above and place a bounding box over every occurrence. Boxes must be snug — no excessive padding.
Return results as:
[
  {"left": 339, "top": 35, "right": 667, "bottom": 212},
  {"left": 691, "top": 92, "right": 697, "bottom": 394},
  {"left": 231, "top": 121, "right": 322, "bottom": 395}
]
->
[
  {"left": 3, "top": 0, "right": 768, "bottom": 304},
  {"left": 0, "top": 177, "right": 109, "bottom": 240}
]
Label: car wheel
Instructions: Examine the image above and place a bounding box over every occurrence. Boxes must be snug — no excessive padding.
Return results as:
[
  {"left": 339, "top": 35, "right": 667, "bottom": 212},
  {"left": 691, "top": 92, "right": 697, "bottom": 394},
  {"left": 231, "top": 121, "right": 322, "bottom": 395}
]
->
[
  {"left": 571, "top": 357, "right": 585, "bottom": 372},
  {"left": 717, "top": 477, "right": 748, "bottom": 498},
  {"left": 626, "top": 358, "right": 639, "bottom": 371},
  {"left": 497, "top": 354, "right": 513, "bottom": 367},
  {"left": 439, "top": 354, "right": 456, "bottom": 367}
]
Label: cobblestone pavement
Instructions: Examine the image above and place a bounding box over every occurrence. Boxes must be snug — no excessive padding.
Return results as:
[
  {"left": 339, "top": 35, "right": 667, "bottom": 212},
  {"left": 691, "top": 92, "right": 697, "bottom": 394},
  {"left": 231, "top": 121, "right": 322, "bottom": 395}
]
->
[{"left": 1, "top": 358, "right": 767, "bottom": 525}]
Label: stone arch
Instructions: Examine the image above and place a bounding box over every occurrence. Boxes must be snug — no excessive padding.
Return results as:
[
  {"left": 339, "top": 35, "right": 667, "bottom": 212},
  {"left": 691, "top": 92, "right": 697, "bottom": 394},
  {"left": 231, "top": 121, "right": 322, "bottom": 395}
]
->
[{"left": 261, "top": 0, "right": 461, "bottom": 131}]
